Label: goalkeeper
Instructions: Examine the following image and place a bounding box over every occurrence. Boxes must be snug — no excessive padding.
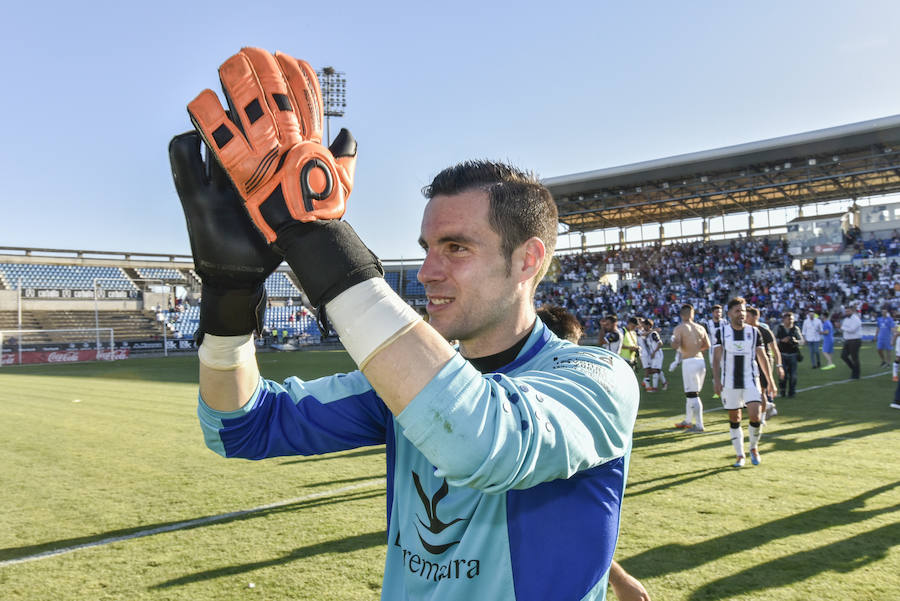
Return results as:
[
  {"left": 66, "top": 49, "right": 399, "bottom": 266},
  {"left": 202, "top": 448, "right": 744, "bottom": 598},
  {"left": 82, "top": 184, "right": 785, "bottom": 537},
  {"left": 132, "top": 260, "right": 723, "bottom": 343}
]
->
[{"left": 171, "top": 47, "right": 638, "bottom": 601}]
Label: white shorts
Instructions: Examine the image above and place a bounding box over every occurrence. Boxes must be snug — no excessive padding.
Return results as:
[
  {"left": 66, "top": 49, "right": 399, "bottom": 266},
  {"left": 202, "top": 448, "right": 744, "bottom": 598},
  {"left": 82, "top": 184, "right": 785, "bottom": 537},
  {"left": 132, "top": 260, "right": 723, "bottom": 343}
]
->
[
  {"left": 721, "top": 385, "right": 762, "bottom": 410},
  {"left": 681, "top": 357, "right": 706, "bottom": 393},
  {"left": 649, "top": 353, "right": 663, "bottom": 370}
]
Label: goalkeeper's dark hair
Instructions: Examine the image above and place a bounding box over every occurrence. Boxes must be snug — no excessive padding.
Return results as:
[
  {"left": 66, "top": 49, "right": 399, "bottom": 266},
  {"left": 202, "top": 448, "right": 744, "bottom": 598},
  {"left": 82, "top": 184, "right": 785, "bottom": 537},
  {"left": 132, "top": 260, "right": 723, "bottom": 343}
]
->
[{"left": 423, "top": 160, "right": 558, "bottom": 282}]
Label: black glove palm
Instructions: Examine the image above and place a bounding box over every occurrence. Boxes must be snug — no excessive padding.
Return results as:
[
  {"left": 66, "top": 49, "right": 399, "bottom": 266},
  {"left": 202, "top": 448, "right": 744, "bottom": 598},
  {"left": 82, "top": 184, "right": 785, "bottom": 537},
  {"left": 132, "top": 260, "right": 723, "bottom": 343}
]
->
[{"left": 169, "top": 131, "right": 282, "bottom": 340}]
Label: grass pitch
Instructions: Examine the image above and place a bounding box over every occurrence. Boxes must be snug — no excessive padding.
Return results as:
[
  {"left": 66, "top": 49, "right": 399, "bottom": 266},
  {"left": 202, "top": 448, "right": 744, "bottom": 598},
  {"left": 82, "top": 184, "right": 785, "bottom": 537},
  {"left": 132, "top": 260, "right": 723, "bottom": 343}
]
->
[{"left": 0, "top": 345, "right": 897, "bottom": 600}]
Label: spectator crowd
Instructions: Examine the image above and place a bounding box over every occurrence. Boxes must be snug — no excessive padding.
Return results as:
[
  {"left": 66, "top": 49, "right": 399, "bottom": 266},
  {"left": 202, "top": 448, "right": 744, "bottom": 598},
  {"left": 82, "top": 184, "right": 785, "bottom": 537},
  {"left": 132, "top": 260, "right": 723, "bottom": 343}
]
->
[{"left": 535, "top": 236, "right": 900, "bottom": 336}]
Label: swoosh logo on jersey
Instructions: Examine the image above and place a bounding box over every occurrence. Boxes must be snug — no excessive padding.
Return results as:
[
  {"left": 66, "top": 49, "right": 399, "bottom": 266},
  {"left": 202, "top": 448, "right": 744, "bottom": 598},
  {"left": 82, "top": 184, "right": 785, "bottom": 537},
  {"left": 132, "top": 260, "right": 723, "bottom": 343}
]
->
[{"left": 411, "top": 471, "right": 467, "bottom": 555}]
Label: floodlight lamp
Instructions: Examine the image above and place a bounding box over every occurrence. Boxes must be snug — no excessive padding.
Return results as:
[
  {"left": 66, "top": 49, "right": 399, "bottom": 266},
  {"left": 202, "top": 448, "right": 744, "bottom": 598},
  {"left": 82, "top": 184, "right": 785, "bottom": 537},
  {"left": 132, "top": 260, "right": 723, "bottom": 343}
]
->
[
  {"left": 808, "top": 158, "right": 817, "bottom": 166},
  {"left": 832, "top": 155, "right": 839, "bottom": 162}
]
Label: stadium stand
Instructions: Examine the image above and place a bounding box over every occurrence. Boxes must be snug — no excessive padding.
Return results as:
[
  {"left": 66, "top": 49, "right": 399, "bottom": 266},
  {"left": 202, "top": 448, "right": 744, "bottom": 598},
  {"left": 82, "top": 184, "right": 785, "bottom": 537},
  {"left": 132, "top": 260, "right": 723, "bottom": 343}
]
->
[
  {"left": 0, "top": 264, "right": 138, "bottom": 291},
  {"left": 163, "top": 304, "right": 321, "bottom": 341},
  {"left": 537, "top": 236, "right": 900, "bottom": 339},
  {"left": 0, "top": 309, "right": 161, "bottom": 344},
  {"left": 264, "top": 272, "right": 301, "bottom": 298},
  {"left": 384, "top": 270, "right": 401, "bottom": 293},
  {"left": 403, "top": 268, "right": 426, "bottom": 297},
  {"left": 5, "top": 115, "right": 900, "bottom": 358},
  {"left": 134, "top": 267, "right": 186, "bottom": 282}
]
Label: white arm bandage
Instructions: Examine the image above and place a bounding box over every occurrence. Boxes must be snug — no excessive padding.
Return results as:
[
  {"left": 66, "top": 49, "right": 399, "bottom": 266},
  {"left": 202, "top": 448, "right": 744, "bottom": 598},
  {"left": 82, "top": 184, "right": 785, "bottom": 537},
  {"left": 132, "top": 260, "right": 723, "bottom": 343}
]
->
[
  {"left": 198, "top": 333, "right": 256, "bottom": 370},
  {"left": 325, "top": 278, "right": 421, "bottom": 368}
]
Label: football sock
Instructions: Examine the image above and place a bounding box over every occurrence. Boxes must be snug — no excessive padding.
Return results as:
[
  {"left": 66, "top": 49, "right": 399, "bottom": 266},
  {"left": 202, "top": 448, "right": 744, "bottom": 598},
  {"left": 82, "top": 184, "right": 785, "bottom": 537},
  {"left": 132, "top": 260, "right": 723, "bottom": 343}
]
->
[
  {"left": 693, "top": 397, "right": 704, "bottom": 429},
  {"left": 749, "top": 420, "right": 762, "bottom": 450},
  {"left": 685, "top": 399, "right": 692, "bottom": 424},
  {"left": 659, "top": 371, "right": 667, "bottom": 385},
  {"left": 730, "top": 421, "right": 744, "bottom": 458},
  {"left": 652, "top": 374, "right": 659, "bottom": 389}
]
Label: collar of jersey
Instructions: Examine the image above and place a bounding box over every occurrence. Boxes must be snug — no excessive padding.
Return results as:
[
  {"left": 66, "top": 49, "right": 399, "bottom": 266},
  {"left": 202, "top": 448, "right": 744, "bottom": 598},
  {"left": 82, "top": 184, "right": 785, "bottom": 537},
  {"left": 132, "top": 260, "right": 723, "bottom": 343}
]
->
[{"left": 494, "top": 320, "right": 551, "bottom": 374}]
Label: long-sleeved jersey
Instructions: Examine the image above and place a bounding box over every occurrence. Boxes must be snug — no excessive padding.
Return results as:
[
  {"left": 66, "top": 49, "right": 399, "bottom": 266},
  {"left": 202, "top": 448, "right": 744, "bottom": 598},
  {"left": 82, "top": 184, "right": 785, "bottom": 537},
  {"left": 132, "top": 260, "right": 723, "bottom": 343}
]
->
[{"left": 198, "top": 320, "right": 640, "bottom": 601}]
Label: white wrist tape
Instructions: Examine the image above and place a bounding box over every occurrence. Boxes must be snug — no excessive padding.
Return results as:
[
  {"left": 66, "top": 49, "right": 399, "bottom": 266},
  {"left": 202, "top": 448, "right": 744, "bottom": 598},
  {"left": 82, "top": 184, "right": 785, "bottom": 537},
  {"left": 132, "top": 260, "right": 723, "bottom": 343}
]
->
[
  {"left": 198, "top": 333, "right": 256, "bottom": 370},
  {"left": 325, "top": 278, "right": 421, "bottom": 368}
]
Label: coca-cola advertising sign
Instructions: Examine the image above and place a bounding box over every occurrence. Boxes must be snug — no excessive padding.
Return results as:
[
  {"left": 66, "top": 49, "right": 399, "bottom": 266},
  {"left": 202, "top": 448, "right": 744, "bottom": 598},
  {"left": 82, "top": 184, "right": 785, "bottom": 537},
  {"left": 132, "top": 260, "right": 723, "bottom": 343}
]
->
[{"left": 1, "top": 349, "right": 130, "bottom": 365}]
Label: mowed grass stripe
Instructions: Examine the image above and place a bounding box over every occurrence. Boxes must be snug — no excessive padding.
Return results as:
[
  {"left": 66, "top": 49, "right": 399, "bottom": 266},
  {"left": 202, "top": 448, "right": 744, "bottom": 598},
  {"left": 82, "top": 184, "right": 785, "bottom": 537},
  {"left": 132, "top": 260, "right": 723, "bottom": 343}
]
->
[
  {"left": 1, "top": 345, "right": 898, "bottom": 601},
  {"left": 1, "top": 478, "right": 387, "bottom": 567}
]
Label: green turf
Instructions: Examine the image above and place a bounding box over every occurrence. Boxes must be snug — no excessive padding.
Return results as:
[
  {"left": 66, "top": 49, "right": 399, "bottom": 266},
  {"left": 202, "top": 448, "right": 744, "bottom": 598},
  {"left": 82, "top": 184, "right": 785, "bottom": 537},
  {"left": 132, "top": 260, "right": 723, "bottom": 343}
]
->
[{"left": 0, "top": 345, "right": 897, "bottom": 600}]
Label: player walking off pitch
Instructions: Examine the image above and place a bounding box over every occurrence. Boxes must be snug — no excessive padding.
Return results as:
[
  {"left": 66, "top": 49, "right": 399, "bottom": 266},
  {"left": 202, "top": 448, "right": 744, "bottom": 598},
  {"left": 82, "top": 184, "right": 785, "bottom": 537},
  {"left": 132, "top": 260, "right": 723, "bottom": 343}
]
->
[
  {"left": 670, "top": 304, "right": 710, "bottom": 432},
  {"left": 713, "top": 298, "right": 770, "bottom": 467}
]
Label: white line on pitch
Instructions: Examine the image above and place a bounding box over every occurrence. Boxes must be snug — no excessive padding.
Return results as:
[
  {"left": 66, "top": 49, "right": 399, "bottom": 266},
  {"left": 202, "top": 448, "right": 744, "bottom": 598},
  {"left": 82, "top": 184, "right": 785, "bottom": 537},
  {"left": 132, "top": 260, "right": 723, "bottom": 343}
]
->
[{"left": 0, "top": 478, "right": 387, "bottom": 568}]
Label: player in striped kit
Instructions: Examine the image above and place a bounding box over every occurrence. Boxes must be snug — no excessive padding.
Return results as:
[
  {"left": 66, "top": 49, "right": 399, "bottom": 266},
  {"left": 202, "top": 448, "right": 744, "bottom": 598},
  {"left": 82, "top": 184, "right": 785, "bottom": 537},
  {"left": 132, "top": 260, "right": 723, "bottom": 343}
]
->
[
  {"left": 640, "top": 318, "right": 667, "bottom": 392},
  {"left": 712, "top": 298, "right": 770, "bottom": 468},
  {"left": 705, "top": 305, "right": 724, "bottom": 399}
]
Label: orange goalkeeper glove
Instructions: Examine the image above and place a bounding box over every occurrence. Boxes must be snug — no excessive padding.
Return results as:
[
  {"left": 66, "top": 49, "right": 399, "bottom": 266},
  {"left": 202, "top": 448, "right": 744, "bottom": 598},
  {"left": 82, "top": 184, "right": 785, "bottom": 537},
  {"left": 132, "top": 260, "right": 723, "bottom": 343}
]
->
[
  {"left": 188, "top": 47, "right": 357, "bottom": 244},
  {"left": 187, "top": 48, "right": 382, "bottom": 313}
]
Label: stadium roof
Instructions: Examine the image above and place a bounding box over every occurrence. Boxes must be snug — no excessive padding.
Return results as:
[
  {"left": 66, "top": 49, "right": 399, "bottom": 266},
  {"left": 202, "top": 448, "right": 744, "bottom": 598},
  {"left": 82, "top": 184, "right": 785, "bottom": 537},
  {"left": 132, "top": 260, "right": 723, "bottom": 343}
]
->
[{"left": 544, "top": 114, "right": 900, "bottom": 233}]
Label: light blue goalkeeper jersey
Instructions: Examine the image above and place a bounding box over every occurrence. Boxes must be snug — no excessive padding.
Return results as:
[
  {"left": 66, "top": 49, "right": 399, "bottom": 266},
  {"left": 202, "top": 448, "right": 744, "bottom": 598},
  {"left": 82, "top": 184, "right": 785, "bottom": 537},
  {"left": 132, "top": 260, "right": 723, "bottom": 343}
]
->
[{"left": 198, "top": 319, "right": 639, "bottom": 601}]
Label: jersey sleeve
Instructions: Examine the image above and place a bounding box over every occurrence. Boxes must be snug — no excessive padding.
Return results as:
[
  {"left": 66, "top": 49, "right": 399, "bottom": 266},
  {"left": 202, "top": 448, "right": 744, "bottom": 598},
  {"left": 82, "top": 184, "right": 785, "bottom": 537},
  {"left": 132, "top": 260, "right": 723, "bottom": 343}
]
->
[
  {"left": 197, "top": 371, "right": 391, "bottom": 459},
  {"left": 396, "top": 347, "right": 639, "bottom": 494}
]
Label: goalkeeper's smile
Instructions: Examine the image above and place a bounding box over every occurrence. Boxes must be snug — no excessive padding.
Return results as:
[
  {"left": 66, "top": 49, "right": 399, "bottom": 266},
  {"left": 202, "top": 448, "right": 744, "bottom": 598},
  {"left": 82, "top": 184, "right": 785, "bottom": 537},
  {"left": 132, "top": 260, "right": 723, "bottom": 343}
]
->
[{"left": 418, "top": 187, "right": 532, "bottom": 359}]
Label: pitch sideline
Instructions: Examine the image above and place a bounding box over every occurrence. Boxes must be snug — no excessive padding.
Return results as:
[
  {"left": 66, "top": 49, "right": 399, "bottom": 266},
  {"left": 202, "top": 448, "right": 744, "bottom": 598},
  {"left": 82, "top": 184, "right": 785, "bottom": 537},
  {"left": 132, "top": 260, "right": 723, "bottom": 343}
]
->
[{"left": 1, "top": 478, "right": 387, "bottom": 567}]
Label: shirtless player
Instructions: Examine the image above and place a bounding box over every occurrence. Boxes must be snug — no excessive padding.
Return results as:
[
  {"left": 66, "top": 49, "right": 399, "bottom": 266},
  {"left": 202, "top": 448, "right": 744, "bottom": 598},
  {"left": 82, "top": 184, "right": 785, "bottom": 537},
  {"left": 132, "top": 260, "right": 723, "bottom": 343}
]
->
[{"left": 670, "top": 303, "right": 711, "bottom": 432}]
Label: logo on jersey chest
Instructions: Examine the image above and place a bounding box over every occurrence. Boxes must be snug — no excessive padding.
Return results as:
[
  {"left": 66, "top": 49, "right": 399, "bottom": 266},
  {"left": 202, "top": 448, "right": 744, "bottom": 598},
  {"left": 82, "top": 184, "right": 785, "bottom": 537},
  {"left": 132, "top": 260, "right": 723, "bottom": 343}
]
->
[{"left": 394, "top": 471, "right": 481, "bottom": 582}]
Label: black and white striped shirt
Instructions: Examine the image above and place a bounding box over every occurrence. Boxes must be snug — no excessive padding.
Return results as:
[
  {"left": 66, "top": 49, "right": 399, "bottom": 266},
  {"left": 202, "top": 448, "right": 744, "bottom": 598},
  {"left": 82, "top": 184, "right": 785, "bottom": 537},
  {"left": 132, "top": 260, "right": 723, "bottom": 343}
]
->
[{"left": 715, "top": 324, "right": 763, "bottom": 390}]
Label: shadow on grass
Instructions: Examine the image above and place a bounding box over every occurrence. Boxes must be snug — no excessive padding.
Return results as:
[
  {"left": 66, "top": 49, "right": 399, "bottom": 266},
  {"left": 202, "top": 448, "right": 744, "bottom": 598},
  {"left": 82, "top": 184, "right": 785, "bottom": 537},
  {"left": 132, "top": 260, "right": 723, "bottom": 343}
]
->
[
  {"left": 0, "top": 487, "right": 385, "bottom": 564},
  {"left": 152, "top": 529, "right": 388, "bottom": 589},
  {"left": 626, "top": 466, "right": 733, "bottom": 497},
  {"left": 278, "top": 446, "right": 385, "bottom": 465},
  {"left": 621, "top": 481, "right": 900, "bottom": 596},
  {"left": 303, "top": 473, "right": 388, "bottom": 489},
  {"left": 686, "top": 521, "right": 900, "bottom": 600},
  {"left": 642, "top": 418, "right": 897, "bottom": 459}
]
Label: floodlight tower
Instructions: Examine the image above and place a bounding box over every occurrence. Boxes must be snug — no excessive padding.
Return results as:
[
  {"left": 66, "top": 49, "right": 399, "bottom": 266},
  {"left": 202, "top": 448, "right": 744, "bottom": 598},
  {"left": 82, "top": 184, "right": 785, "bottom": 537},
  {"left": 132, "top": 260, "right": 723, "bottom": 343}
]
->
[{"left": 316, "top": 66, "right": 347, "bottom": 145}]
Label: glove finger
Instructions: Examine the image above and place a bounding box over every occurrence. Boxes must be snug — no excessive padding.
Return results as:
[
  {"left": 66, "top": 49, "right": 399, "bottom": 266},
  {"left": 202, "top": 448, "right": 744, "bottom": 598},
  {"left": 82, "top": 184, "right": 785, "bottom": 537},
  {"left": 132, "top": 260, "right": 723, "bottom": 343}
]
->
[
  {"left": 218, "top": 49, "right": 280, "bottom": 153},
  {"left": 240, "top": 47, "right": 301, "bottom": 147},
  {"left": 276, "top": 53, "right": 323, "bottom": 144},
  {"left": 187, "top": 89, "right": 251, "bottom": 174},
  {"left": 329, "top": 128, "right": 357, "bottom": 193},
  {"left": 168, "top": 131, "right": 208, "bottom": 200},
  {"left": 208, "top": 145, "right": 236, "bottom": 193}
]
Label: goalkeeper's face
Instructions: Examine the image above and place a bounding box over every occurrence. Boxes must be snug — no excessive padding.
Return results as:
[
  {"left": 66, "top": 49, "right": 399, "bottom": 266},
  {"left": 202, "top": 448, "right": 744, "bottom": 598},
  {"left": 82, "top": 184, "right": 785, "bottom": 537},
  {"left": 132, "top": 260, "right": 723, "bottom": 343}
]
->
[{"left": 418, "top": 189, "right": 532, "bottom": 356}]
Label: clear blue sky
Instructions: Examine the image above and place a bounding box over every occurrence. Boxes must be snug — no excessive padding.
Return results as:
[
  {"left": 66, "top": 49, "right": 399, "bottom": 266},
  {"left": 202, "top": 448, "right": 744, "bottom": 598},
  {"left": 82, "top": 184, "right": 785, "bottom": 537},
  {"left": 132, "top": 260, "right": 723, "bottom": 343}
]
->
[{"left": 2, "top": 1, "right": 899, "bottom": 261}]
